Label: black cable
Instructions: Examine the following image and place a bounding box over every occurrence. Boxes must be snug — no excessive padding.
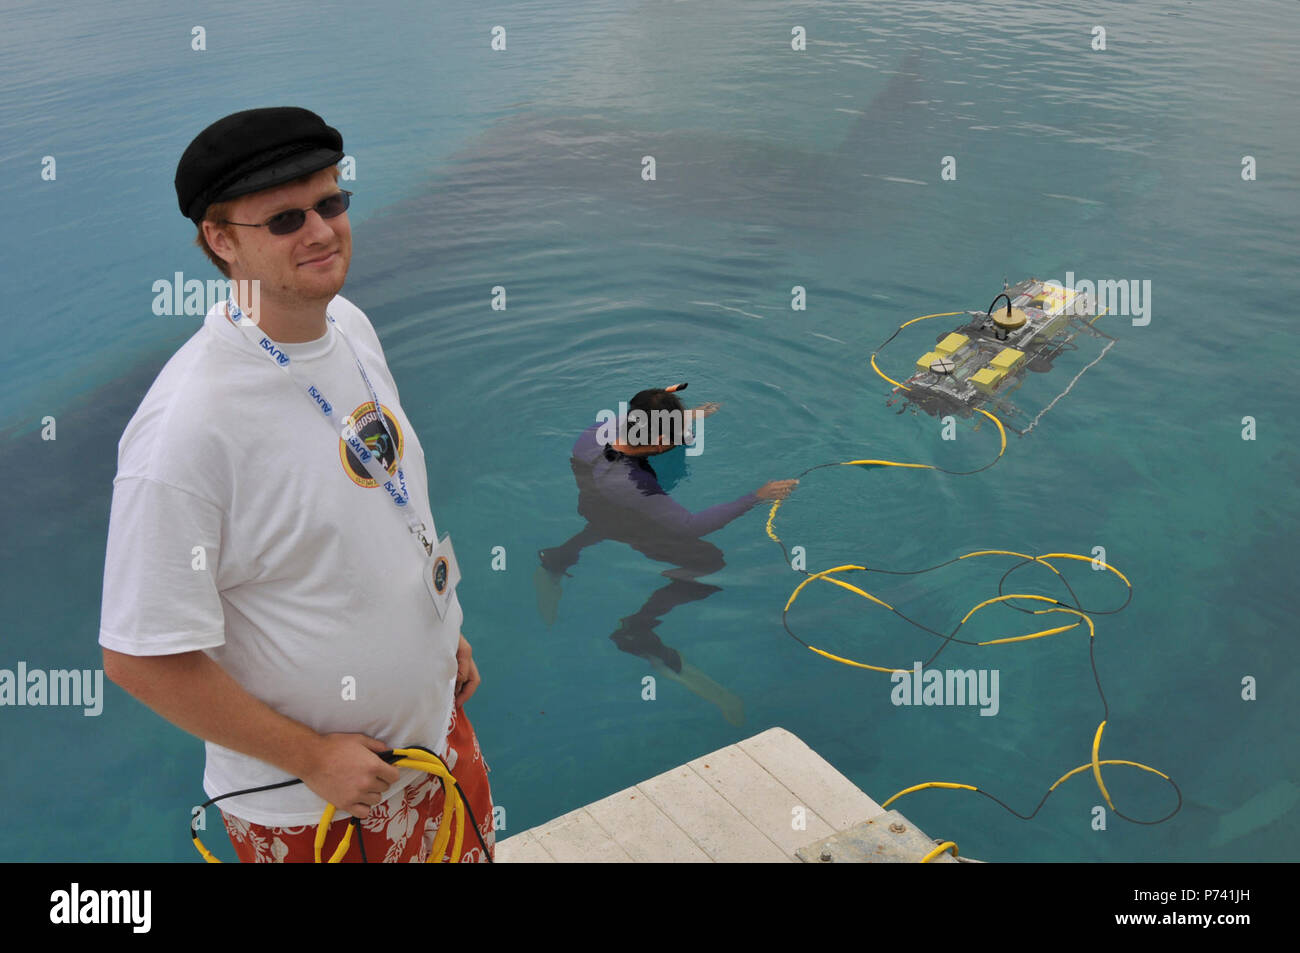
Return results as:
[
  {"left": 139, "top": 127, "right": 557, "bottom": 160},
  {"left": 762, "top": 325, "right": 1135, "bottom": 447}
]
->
[
  {"left": 984, "top": 292, "right": 1013, "bottom": 321},
  {"left": 353, "top": 817, "right": 368, "bottom": 863},
  {"left": 193, "top": 776, "right": 304, "bottom": 837}
]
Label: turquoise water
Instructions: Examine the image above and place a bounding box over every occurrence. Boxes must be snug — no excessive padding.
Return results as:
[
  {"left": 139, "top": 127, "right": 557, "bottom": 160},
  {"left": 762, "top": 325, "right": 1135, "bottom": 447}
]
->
[{"left": 1, "top": 0, "right": 1297, "bottom": 862}]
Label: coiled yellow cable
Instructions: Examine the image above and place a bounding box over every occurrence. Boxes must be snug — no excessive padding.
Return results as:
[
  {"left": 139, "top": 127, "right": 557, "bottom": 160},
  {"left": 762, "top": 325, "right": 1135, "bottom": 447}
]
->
[{"left": 195, "top": 746, "right": 468, "bottom": 864}]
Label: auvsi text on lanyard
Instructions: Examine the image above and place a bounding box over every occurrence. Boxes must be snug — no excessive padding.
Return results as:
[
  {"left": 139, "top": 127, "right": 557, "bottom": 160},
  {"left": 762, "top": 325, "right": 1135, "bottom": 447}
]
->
[{"left": 224, "top": 297, "right": 435, "bottom": 555}]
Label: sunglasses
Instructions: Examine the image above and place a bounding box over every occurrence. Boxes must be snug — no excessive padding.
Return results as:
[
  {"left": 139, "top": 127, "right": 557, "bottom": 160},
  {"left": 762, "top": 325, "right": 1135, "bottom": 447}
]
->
[{"left": 220, "top": 190, "right": 352, "bottom": 236}]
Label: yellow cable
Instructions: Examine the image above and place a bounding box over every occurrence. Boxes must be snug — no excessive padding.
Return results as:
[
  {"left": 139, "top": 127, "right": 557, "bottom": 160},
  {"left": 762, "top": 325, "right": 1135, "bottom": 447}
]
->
[
  {"left": 328, "top": 818, "right": 353, "bottom": 863},
  {"left": 314, "top": 805, "right": 335, "bottom": 863},
  {"left": 430, "top": 798, "right": 454, "bottom": 862},
  {"left": 960, "top": 593, "right": 1058, "bottom": 624},
  {"left": 1049, "top": 759, "right": 1172, "bottom": 791},
  {"left": 882, "top": 782, "right": 978, "bottom": 808},
  {"left": 868, "top": 310, "right": 970, "bottom": 394},
  {"left": 1037, "top": 552, "right": 1133, "bottom": 588},
  {"left": 786, "top": 565, "right": 894, "bottom": 612},
  {"left": 841, "top": 460, "right": 934, "bottom": 469},
  {"left": 887, "top": 754, "right": 1170, "bottom": 818},
  {"left": 959, "top": 549, "right": 1035, "bottom": 561},
  {"left": 807, "top": 645, "right": 905, "bottom": 674},
  {"left": 920, "top": 841, "right": 958, "bottom": 863},
  {"left": 765, "top": 499, "right": 783, "bottom": 542},
  {"left": 197, "top": 746, "right": 471, "bottom": 864},
  {"left": 393, "top": 748, "right": 467, "bottom": 864},
  {"left": 193, "top": 834, "right": 221, "bottom": 864},
  {"left": 780, "top": 553, "right": 1123, "bottom": 670},
  {"left": 1092, "top": 721, "right": 1115, "bottom": 810},
  {"left": 869, "top": 353, "right": 909, "bottom": 391},
  {"left": 901, "top": 310, "right": 966, "bottom": 330},
  {"left": 977, "top": 621, "right": 1080, "bottom": 645},
  {"left": 783, "top": 564, "right": 869, "bottom": 612}
]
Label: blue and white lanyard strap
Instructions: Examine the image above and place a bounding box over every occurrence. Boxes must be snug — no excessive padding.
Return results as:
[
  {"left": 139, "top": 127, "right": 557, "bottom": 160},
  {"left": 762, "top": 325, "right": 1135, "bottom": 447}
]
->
[{"left": 224, "top": 298, "right": 434, "bottom": 555}]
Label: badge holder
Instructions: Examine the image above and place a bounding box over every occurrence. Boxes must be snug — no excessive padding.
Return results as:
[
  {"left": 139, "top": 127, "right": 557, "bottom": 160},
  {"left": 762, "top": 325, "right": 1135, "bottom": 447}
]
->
[{"left": 424, "top": 533, "right": 461, "bottom": 620}]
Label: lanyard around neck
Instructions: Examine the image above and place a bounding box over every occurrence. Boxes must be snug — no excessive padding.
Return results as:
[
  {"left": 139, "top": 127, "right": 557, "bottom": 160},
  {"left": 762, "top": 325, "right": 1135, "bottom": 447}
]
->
[{"left": 224, "top": 297, "right": 434, "bottom": 555}]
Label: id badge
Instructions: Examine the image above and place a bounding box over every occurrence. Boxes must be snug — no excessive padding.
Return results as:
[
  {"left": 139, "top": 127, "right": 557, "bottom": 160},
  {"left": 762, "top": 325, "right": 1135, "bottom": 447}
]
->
[{"left": 424, "top": 534, "right": 461, "bottom": 620}]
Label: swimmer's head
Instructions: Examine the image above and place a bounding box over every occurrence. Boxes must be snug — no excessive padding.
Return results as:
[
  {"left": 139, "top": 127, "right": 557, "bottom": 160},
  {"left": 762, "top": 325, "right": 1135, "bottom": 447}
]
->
[{"left": 624, "top": 387, "right": 688, "bottom": 454}]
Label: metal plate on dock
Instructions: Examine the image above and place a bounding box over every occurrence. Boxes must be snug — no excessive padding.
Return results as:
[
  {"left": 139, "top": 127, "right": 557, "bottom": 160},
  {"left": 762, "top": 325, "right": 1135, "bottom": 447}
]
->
[{"left": 795, "top": 809, "right": 960, "bottom": 863}]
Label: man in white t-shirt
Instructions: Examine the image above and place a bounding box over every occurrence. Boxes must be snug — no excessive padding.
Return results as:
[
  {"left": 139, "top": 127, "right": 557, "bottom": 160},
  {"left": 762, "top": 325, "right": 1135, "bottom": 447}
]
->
[{"left": 99, "top": 106, "right": 494, "bottom": 862}]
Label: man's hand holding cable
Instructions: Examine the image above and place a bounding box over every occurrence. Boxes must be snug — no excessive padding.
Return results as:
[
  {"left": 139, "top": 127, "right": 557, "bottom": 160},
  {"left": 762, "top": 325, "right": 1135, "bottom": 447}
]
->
[{"left": 300, "top": 733, "right": 401, "bottom": 819}]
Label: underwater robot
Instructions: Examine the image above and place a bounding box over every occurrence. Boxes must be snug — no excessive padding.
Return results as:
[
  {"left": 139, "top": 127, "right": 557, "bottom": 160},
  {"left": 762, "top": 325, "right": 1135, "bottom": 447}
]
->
[{"left": 895, "top": 277, "right": 1117, "bottom": 435}]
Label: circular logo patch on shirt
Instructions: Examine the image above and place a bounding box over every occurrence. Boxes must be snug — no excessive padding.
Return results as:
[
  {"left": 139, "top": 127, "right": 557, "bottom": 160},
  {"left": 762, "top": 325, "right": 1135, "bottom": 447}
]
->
[
  {"left": 432, "top": 556, "right": 449, "bottom": 594},
  {"left": 339, "top": 400, "right": 405, "bottom": 487}
]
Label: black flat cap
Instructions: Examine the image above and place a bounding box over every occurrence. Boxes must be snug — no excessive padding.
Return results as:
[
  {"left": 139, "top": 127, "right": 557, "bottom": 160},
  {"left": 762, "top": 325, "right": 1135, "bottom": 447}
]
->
[{"left": 175, "top": 106, "right": 344, "bottom": 224}]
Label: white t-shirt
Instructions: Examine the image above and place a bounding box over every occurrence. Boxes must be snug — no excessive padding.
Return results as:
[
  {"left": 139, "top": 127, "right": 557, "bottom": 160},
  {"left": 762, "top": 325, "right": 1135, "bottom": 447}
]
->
[{"left": 98, "top": 294, "right": 462, "bottom": 826}]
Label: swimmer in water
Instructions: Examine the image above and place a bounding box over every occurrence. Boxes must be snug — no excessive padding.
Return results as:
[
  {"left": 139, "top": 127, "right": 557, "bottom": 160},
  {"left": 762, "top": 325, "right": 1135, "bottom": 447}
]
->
[{"left": 535, "top": 384, "right": 796, "bottom": 724}]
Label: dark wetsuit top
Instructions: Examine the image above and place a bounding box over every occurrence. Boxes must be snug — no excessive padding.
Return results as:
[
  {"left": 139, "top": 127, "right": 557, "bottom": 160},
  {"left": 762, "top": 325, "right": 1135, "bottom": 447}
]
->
[{"left": 570, "top": 423, "right": 759, "bottom": 536}]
